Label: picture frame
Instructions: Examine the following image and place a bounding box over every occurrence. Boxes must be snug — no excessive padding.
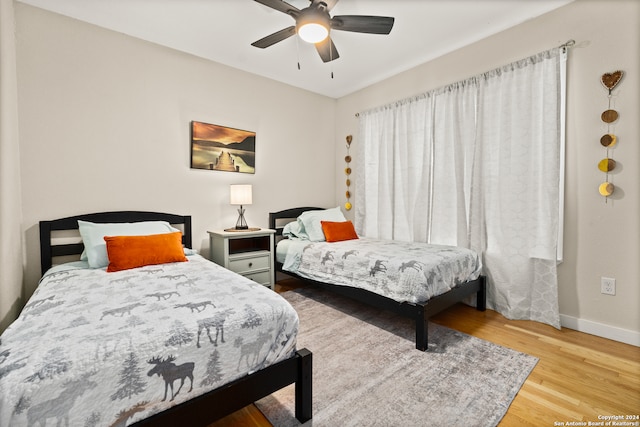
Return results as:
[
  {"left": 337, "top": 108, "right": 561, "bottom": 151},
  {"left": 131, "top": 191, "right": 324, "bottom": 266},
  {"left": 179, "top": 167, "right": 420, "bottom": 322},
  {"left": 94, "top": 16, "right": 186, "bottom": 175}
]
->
[{"left": 190, "top": 121, "right": 256, "bottom": 174}]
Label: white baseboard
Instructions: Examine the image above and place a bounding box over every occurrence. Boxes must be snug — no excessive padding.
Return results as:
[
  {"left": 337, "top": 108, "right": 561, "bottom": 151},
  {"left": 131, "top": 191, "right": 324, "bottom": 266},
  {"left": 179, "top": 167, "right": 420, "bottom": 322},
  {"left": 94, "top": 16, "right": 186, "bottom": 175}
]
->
[{"left": 560, "top": 314, "right": 640, "bottom": 347}]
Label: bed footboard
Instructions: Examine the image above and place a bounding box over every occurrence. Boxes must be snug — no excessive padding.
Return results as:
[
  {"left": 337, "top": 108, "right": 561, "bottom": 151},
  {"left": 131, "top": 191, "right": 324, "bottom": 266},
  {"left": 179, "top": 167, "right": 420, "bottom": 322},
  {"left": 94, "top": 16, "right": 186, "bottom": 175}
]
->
[
  {"left": 279, "top": 265, "right": 486, "bottom": 351},
  {"left": 133, "top": 348, "right": 312, "bottom": 426},
  {"left": 295, "top": 348, "right": 313, "bottom": 422},
  {"left": 415, "top": 276, "right": 486, "bottom": 351}
]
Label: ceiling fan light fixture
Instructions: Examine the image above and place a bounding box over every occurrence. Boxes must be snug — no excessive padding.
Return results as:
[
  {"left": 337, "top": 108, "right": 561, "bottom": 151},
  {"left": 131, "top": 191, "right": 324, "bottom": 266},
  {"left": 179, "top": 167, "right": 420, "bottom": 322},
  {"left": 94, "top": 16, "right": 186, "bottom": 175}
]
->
[
  {"left": 296, "top": 8, "right": 330, "bottom": 44},
  {"left": 298, "top": 22, "right": 329, "bottom": 43}
]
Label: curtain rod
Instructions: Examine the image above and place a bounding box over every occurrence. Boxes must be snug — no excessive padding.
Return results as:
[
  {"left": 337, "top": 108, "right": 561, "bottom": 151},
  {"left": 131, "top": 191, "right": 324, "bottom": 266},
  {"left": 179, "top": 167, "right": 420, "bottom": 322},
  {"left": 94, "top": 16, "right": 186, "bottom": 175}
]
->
[
  {"left": 355, "top": 39, "right": 576, "bottom": 118},
  {"left": 560, "top": 39, "right": 575, "bottom": 50}
]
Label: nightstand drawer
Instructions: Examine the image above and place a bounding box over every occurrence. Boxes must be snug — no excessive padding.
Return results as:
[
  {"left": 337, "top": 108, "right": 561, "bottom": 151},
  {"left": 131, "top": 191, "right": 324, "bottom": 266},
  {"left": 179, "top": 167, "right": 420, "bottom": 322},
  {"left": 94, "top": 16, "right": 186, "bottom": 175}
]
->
[
  {"left": 243, "top": 270, "right": 271, "bottom": 285},
  {"left": 228, "top": 252, "right": 270, "bottom": 274}
]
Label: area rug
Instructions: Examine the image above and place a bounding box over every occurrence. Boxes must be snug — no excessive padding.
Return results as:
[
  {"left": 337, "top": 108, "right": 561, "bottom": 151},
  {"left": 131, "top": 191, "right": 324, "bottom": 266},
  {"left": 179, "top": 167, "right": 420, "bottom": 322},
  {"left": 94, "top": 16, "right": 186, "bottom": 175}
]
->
[{"left": 256, "top": 287, "right": 538, "bottom": 427}]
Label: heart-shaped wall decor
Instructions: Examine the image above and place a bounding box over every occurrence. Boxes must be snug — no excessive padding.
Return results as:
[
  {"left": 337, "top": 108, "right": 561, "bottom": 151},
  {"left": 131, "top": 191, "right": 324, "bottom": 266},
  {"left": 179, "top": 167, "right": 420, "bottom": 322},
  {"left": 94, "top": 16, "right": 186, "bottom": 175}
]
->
[{"left": 601, "top": 71, "right": 624, "bottom": 91}]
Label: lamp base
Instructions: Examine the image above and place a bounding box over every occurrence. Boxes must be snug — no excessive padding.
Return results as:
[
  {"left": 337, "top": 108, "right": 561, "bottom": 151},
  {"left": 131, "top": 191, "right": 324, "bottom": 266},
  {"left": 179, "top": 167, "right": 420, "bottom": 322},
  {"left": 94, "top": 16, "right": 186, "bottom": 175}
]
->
[
  {"left": 235, "top": 205, "right": 248, "bottom": 229},
  {"left": 224, "top": 205, "right": 260, "bottom": 232},
  {"left": 223, "top": 227, "right": 261, "bottom": 232}
]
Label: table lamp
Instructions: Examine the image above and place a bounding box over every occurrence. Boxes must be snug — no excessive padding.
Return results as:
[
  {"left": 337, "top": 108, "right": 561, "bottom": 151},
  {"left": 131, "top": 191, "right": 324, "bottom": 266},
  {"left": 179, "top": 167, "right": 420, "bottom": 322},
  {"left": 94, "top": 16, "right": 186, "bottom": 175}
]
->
[{"left": 229, "top": 184, "right": 252, "bottom": 230}]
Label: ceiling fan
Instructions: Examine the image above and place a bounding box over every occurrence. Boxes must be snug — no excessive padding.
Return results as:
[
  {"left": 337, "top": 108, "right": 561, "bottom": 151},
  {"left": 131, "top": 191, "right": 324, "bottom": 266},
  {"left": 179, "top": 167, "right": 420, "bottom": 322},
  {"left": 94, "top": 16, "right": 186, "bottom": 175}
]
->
[{"left": 251, "top": 0, "right": 395, "bottom": 63}]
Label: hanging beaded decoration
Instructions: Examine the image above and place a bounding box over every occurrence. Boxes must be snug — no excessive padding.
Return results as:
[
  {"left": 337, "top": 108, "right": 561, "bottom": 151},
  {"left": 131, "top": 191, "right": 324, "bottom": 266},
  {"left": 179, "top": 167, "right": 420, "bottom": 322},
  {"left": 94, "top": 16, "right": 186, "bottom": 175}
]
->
[
  {"left": 344, "top": 135, "right": 353, "bottom": 211},
  {"left": 599, "top": 70, "right": 623, "bottom": 202}
]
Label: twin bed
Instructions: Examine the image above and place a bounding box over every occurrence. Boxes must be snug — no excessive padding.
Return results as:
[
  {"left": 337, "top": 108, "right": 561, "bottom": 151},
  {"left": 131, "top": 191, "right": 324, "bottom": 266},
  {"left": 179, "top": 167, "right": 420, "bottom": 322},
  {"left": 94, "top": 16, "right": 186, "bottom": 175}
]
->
[
  {"left": 0, "top": 211, "right": 311, "bottom": 427},
  {"left": 269, "top": 207, "right": 487, "bottom": 351}
]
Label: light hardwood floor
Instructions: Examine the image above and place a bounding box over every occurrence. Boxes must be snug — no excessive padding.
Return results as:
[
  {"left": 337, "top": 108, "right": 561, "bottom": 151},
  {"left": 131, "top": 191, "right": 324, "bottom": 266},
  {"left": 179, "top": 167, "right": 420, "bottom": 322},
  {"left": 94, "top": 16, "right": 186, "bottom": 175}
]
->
[{"left": 210, "top": 279, "right": 640, "bottom": 427}]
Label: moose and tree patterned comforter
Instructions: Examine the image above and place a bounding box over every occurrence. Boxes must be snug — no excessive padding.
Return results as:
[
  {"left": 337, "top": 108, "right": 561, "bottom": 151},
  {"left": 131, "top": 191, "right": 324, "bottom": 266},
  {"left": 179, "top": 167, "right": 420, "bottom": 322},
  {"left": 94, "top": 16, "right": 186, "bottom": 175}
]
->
[
  {"left": 283, "top": 238, "right": 482, "bottom": 304},
  {"left": 0, "top": 254, "right": 298, "bottom": 426}
]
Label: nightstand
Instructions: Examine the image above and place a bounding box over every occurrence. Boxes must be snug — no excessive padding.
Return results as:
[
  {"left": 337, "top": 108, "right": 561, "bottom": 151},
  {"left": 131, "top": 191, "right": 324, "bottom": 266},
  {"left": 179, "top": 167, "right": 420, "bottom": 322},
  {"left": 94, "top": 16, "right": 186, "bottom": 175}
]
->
[{"left": 208, "top": 229, "right": 276, "bottom": 289}]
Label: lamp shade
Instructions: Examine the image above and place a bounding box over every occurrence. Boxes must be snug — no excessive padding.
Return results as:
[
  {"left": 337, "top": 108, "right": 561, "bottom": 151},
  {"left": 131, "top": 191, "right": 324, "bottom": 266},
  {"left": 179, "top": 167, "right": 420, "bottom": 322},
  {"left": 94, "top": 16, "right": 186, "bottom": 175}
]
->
[{"left": 230, "top": 184, "right": 252, "bottom": 205}]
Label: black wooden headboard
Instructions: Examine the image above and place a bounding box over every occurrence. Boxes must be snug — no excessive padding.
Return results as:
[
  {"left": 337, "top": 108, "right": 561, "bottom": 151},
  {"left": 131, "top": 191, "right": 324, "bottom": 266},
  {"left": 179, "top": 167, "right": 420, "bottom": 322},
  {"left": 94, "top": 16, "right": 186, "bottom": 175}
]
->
[
  {"left": 39, "top": 211, "right": 192, "bottom": 275},
  {"left": 268, "top": 207, "right": 324, "bottom": 238}
]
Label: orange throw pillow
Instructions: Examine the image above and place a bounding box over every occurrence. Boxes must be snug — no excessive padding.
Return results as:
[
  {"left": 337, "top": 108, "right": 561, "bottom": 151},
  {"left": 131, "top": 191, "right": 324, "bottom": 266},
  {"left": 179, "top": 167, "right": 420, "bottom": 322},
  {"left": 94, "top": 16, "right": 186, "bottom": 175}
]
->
[
  {"left": 321, "top": 220, "right": 359, "bottom": 242},
  {"left": 104, "top": 231, "right": 188, "bottom": 272}
]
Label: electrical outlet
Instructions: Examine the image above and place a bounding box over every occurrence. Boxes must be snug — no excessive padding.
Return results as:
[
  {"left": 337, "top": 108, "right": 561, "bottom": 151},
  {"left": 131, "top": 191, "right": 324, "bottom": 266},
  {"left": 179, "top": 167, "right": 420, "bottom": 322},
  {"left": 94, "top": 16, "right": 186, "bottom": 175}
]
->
[{"left": 601, "top": 277, "right": 616, "bottom": 295}]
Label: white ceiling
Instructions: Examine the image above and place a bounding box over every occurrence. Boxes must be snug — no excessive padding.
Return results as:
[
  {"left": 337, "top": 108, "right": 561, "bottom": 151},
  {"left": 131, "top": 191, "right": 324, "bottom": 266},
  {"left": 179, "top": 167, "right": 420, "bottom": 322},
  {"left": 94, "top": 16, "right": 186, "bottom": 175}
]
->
[{"left": 17, "top": 0, "right": 573, "bottom": 98}]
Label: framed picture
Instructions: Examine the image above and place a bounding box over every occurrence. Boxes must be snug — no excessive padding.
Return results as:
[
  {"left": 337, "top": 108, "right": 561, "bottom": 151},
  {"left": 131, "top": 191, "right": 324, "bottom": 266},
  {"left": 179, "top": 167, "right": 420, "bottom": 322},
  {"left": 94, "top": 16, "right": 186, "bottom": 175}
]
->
[{"left": 190, "top": 121, "right": 255, "bottom": 174}]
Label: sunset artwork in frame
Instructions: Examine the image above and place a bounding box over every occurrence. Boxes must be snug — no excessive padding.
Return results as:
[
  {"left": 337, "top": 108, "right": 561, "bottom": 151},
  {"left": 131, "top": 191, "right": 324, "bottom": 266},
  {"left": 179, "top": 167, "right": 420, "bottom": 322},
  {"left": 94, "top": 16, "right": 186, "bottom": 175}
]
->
[{"left": 190, "top": 121, "right": 256, "bottom": 174}]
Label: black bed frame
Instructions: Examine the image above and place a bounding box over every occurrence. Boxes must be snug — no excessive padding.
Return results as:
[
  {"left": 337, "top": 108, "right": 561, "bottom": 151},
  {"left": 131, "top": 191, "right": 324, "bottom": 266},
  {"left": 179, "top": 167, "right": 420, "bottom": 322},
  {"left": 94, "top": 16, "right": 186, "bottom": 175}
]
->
[
  {"left": 39, "top": 211, "right": 312, "bottom": 426},
  {"left": 269, "top": 207, "right": 486, "bottom": 352}
]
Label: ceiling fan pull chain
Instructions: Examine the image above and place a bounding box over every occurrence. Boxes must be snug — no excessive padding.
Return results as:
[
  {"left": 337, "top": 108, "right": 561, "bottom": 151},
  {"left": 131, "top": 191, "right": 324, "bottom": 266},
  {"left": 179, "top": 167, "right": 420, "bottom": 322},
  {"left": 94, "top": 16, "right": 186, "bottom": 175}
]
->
[
  {"left": 296, "top": 36, "right": 301, "bottom": 70},
  {"left": 330, "top": 42, "right": 334, "bottom": 78}
]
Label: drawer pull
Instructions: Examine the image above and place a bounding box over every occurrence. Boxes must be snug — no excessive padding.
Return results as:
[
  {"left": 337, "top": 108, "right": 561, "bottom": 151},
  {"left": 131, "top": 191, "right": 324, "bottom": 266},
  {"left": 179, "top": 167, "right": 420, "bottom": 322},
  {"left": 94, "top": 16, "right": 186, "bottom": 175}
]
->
[{"left": 248, "top": 262, "right": 253, "bottom": 267}]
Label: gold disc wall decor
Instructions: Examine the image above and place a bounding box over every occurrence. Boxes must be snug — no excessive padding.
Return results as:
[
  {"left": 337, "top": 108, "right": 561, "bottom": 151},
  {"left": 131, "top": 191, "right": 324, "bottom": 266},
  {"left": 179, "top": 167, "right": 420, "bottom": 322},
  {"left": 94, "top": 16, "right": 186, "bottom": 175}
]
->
[
  {"left": 599, "top": 182, "right": 614, "bottom": 197},
  {"left": 598, "top": 70, "right": 624, "bottom": 201},
  {"left": 344, "top": 135, "right": 353, "bottom": 211},
  {"left": 597, "top": 158, "right": 616, "bottom": 172},
  {"left": 600, "top": 134, "right": 617, "bottom": 147},
  {"left": 601, "top": 109, "right": 619, "bottom": 123}
]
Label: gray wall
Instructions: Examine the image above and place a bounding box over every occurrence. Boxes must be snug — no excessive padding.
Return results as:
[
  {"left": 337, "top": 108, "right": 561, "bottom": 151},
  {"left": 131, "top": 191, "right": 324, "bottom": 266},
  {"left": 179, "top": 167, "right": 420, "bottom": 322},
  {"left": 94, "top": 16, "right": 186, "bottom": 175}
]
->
[{"left": 16, "top": 4, "right": 337, "bottom": 299}]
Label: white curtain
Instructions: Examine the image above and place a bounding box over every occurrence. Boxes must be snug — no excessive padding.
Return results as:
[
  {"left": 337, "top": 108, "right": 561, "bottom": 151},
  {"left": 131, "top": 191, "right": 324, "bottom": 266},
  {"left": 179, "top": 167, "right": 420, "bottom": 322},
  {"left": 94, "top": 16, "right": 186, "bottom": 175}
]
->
[
  {"left": 429, "top": 81, "right": 478, "bottom": 247},
  {"left": 355, "top": 95, "right": 433, "bottom": 242},
  {"left": 0, "top": 0, "right": 25, "bottom": 332},
  {"left": 356, "top": 47, "right": 566, "bottom": 328}
]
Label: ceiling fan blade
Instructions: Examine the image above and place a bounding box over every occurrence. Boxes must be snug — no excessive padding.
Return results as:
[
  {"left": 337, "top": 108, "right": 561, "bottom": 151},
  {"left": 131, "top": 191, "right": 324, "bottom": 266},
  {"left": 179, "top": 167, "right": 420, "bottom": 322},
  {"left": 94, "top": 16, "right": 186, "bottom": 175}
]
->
[
  {"left": 310, "top": 0, "right": 339, "bottom": 12},
  {"left": 315, "top": 37, "right": 340, "bottom": 63},
  {"left": 251, "top": 26, "right": 296, "bottom": 48},
  {"left": 331, "top": 15, "right": 395, "bottom": 34},
  {"left": 254, "top": 0, "right": 300, "bottom": 17}
]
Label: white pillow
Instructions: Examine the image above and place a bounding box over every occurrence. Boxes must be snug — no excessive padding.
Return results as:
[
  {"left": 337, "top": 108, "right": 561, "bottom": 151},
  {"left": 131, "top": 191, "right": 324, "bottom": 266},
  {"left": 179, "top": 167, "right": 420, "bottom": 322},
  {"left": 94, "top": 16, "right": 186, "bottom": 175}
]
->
[
  {"left": 298, "top": 207, "right": 346, "bottom": 242},
  {"left": 78, "top": 220, "right": 179, "bottom": 268},
  {"left": 283, "top": 221, "right": 309, "bottom": 240}
]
